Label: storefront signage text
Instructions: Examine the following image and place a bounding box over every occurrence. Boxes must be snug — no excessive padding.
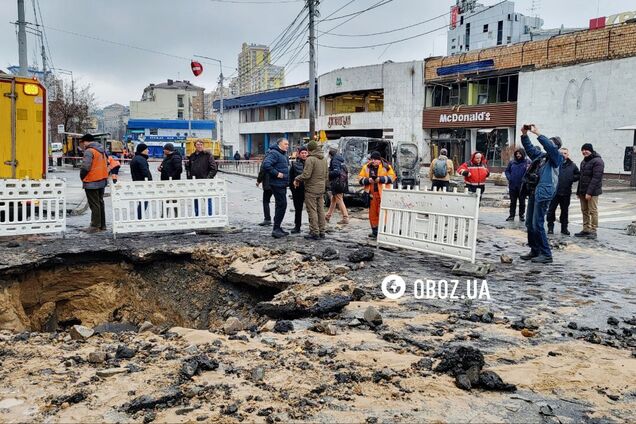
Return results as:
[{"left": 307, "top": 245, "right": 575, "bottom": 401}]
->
[
  {"left": 439, "top": 112, "right": 492, "bottom": 123},
  {"left": 328, "top": 115, "right": 351, "bottom": 128},
  {"left": 590, "top": 10, "right": 636, "bottom": 30}
]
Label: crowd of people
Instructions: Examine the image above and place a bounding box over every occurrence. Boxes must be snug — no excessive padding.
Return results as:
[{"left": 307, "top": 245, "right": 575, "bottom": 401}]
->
[
  {"left": 256, "top": 138, "right": 394, "bottom": 239},
  {"left": 78, "top": 130, "right": 605, "bottom": 266}
]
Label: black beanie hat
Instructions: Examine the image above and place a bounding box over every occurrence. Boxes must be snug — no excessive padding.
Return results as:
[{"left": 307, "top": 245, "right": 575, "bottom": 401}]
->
[
  {"left": 370, "top": 151, "right": 381, "bottom": 160},
  {"left": 80, "top": 133, "right": 95, "bottom": 142},
  {"left": 550, "top": 136, "right": 562, "bottom": 149},
  {"left": 581, "top": 143, "right": 594, "bottom": 153},
  {"left": 163, "top": 142, "right": 175, "bottom": 152},
  {"left": 136, "top": 143, "right": 148, "bottom": 154}
]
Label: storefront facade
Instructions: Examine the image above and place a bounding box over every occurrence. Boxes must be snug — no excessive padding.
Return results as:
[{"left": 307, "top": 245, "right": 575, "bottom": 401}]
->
[
  {"left": 423, "top": 103, "right": 517, "bottom": 169},
  {"left": 317, "top": 61, "right": 426, "bottom": 157}
]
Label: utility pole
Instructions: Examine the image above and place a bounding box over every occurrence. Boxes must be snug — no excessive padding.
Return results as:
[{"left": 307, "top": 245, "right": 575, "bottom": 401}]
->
[
  {"left": 308, "top": 0, "right": 317, "bottom": 139},
  {"left": 17, "top": 0, "right": 28, "bottom": 76},
  {"left": 219, "top": 71, "right": 224, "bottom": 149}
]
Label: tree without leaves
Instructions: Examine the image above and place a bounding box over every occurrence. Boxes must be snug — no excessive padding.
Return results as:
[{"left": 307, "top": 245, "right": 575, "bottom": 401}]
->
[{"left": 49, "top": 80, "right": 96, "bottom": 136}]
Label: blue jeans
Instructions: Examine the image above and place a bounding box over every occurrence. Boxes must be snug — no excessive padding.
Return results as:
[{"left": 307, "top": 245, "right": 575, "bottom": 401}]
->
[
  {"left": 194, "top": 199, "right": 213, "bottom": 216},
  {"left": 526, "top": 195, "right": 552, "bottom": 257}
]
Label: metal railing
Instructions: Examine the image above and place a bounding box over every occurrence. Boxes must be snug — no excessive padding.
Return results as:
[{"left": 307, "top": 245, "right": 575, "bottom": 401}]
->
[{"left": 217, "top": 160, "right": 262, "bottom": 178}]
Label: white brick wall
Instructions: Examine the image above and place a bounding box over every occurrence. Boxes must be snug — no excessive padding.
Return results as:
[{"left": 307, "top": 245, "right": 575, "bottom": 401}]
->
[{"left": 517, "top": 56, "right": 636, "bottom": 174}]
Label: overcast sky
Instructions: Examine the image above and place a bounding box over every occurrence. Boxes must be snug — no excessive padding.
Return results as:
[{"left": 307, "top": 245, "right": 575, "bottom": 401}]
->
[{"left": 1, "top": 0, "right": 632, "bottom": 108}]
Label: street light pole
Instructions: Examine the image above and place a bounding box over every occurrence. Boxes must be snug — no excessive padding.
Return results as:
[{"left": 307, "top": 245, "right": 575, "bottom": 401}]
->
[{"left": 193, "top": 55, "right": 224, "bottom": 153}]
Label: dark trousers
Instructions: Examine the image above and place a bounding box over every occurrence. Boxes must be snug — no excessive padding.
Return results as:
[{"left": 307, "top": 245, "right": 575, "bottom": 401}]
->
[
  {"left": 262, "top": 189, "right": 273, "bottom": 221},
  {"left": 431, "top": 180, "right": 450, "bottom": 191},
  {"left": 291, "top": 188, "right": 305, "bottom": 230},
  {"left": 270, "top": 186, "right": 287, "bottom": 230},
  {"left": 547, "top": 194, "right": 571, "bottom": 229},
  {"left": 85, "top": 188, "right": 106, "bottom": 229},
  {"left": 194, "top": 199, "right": 213, "bottom": 216},
  {"left": 509, "top": 188, "right": 527, "bottom": 218},
  {"left": 467, "top": 184, "right": 485, "bottom": 198},
  {"left": 526, "top": 195, "right": 552, "bottom": 257},
  {"left": 137, "top": 201, "right": 149, "bottom": 220}
]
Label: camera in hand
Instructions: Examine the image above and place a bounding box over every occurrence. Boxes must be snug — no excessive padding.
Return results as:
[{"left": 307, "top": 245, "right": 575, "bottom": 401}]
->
[
  {"left": 522, "top": 124, "right": 533, "bottom": 131},
  {"left": 369, "top": 165, "right": 378, "bottom": 180}
]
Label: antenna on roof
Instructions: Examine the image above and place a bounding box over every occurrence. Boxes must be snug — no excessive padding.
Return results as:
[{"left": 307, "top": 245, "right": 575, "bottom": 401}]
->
[{"left": 529, "top": 0, "right": 541, "bottom": 18}]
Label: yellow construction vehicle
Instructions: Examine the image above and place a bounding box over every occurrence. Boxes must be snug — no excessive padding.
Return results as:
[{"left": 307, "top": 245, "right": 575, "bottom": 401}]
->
[
  {"left": 186, "top": 138, "right": 222, "bottom": 158},
  {"left": 0, "top": 75, "right": 47, "bottom": 179}
]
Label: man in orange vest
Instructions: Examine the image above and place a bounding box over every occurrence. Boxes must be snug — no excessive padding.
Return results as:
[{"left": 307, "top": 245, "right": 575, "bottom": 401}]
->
[
  {"left": 359, "top": 151, "right": 396, "bottom": 239},
  {"left": 107, "top": 154, "right": 121, "bottom": 183},
  {"left": 79, "top": 134, "right": 109, "bottom": 233}
]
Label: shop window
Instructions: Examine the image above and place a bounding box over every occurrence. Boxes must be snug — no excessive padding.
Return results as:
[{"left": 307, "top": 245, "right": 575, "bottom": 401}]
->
[
  {"left": 508, "top": 75, "right": 518, "bottom": 101},
  {"left": 149, "top": 128, "right": 158, "bottom": 135},
  {"left": 476, "top": 129, "right": 510, "bottom": 167},
  {"left": 323, "top": 90, "right": 383, "bottom": 114}
]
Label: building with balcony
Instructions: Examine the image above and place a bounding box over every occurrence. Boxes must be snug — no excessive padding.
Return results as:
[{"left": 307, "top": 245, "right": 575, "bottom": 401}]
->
[
  {"left": 130, "top": 79, "right": 205, "bottom": 120},
  {"left": 237, "top": 43, "right": 285, "bottom": 95},
  {"left": 214, "top": 83, "right": 309, "bottom": 156},
  {"left": 317, "top": 61, "right": 426, "bottom": 157}
]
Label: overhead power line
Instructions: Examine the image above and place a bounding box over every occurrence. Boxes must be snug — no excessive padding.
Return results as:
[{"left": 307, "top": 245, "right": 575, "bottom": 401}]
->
[
  {"left": 40, "top": 25, "right": 235, "bottom": 70},
  {"left": 318, "top": 0, "right": 394, "bottom": 22},
  {"left": 318, "top": 0, "right": 507, "bottom": 49},
  {"left": 209, "top": 0, "right": 301, "bottom": 3},
  {"left": 318, "top": 11, "right": 448, "bottom": 37}
]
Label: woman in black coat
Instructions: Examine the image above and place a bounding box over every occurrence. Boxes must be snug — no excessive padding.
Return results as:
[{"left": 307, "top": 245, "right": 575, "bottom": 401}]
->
[{"left": 326, "top": 148, "right": 350, "bottom": 224}]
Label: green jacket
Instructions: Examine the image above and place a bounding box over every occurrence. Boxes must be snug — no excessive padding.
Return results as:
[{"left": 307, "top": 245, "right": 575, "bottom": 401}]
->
[{"left": 295, "top": 150, "right": 328, "bottom": 194}]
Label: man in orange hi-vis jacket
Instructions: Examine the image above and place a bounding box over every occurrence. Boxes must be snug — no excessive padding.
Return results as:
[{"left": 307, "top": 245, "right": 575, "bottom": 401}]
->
[{"left": 358, "top": 151, "right": 396, "bottom": 239}]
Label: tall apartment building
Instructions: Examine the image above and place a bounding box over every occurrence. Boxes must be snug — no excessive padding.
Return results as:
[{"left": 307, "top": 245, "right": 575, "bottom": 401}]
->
[
  {"left": 130, "top": 79, "right": 205, "bottom": 120},
  {"left": 237, "top": 43, "right": 285, "bottom": 95},
  {"left": 102, "top": 103, "right": 130, "bottom": 140}
]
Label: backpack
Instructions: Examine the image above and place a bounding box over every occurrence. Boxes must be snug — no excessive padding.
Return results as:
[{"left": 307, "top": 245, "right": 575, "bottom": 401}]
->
[
  {"left": 522, "top": 155, "right": 547, "bottom": 194},
  {"left": 332, "top": 163, "right": 349, "bottom": 194},
  {"left": 433, "top": 158, "right": 448, "bottom": 178}
]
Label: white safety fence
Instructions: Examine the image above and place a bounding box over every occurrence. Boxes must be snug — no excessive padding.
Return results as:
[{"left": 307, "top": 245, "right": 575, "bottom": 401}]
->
[
  {"left": 0, "top": 179, "right": 66, "bottom": 236},
  {"left": 377, "top": 187, "right": 481, "bottom": 263},
  {"left": 217, "top": 160, "right": 261, "bottom": 178},
  {"left": 111, "top": 178, "right": 229, "bottom": 237}
]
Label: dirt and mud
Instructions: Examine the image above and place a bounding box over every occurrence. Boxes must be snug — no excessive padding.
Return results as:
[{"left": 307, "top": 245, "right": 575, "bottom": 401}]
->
[{"left": 1, "top": 221, "right": 635, "bottom": 423}]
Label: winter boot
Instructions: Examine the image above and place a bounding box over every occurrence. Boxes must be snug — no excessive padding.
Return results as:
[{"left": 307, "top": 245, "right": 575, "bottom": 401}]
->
[{"left": 547, "top": 223, "right": 554, "bottom": 235}]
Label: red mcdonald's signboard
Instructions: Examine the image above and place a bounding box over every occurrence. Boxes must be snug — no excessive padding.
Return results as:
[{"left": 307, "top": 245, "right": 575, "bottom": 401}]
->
[{"left": 450, "top": 6, "right": 459, "bottom": 29}]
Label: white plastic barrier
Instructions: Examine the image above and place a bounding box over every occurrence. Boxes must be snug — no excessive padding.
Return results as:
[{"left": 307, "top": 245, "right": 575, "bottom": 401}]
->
[
  {"left": 217, "top": 160, "right": 261, "bottom": 178},
  {"left": 110, "top": 178, "right": 229, "bottom": 237},
  {"left": 377, "top": 187, "right": 480, "bottom": 263},
  {"left": 0, "top": 179, "right": 66, "bottom": 236}
]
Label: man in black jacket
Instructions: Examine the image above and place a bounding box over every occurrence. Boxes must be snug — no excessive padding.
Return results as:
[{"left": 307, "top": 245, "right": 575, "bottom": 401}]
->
[
  {"left": 186, "top": 140, "right": 218, "bottom": 216},
  {"left": 158, "top": 143, "right": 183, "bottom": 218},
  {"left": 575, "top": 143, "right": 604, "bottom": 239},
  {"left": 262, "top": 138, "right": 290, "bottom": 238},
  {"left": 547, "top": 148, "right": 580, "bottom": 235},
  {"left": 289, "top": 146, "right": 308, "bottom": 234},
  {"left": 158, "top": 143, "right": 183, "bottom": 180},
  {"left": 129, "top": 143, "right": 152, "bottom": 219},
  {"left": 130, "top": 143, "right": 152, "bottom": 182}
]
